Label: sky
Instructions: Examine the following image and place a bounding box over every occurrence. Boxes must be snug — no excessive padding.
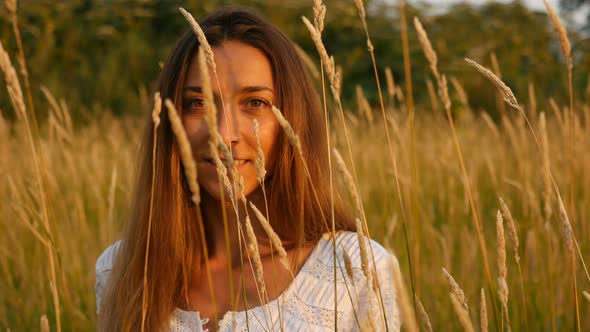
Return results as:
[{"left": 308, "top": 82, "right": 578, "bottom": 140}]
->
[{"left": 397, "top": 0, "right": 588, "bottom": 26}]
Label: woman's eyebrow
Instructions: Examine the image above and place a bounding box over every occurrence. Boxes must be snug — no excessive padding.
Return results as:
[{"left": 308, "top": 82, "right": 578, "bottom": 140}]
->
[
  {"left": 241, "top": 86, "right": 274, "bottom": 93},
  {"left": 183, "top": 86, "right": 202, "bottom": 93}
]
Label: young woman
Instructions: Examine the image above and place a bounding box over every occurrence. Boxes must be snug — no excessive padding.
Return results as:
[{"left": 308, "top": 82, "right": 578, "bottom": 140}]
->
[{"left": 96, "top": 7, "right": 400, "bottom": 332}]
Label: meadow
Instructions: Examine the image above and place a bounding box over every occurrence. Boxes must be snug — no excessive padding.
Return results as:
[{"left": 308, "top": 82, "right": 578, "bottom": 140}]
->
[{"left": 1, "top": 0, "right": 589, "bottom": 331}]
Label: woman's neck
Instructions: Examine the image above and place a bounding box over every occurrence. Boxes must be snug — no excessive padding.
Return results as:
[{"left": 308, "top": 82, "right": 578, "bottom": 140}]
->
[{"left": 201, "top": 191, "right": 270, "bottom": 271}]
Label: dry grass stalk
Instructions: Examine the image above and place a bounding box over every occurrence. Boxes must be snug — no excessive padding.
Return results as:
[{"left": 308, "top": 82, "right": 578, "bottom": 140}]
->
[
  {"left": 151, "top": 92, "right": 162, "bottom": 128},
  {"left": 557, "top": 195, "right": 574, "bottom": 255},
  {"left": 333, "top": 148, "right": 363, "bottom": 217},
  {"left": 1, "top": 40, "right": 61, "bottom": 332},
  {"left": 356, "top": 85, "right": 373, "bottom": 123},
  {"left": 179, "top": 7, "right": 216, "bottom": 72},
  {"left": 343, "top": 251, "right": 354, "bottom": 281},
  {"left": 450, "top": 293, "right": 475, "bottom": 332},
  {"left": 40, "top": 315, "right": 49, "bottom": 332},
  {"left": 426, "top": 79, "right": 439, "bottom": 113},
  {"left": 528, "top": 81, "right": 537, "bottom": 116},
  {"left": 413, "top": 18, "right": 440, "bottom": 81},
  {"left": 293, "top": 44, "right": 319, "bottom": 79},
  {"left": 196, "top": 46, "right": 234, "bottom": 199},
  {"left": 543, "top": 0, "right": 571, "bottom": 69},
  {"left": 450, "top": 77, "right": 470, "bottom": 111},
  {"left": 464, "top": 58, "right": 520, "bottom": 110},
  {"left": 0, "top": 42, "right": 26, "bottom": 118},
  {"left": 248, "top": 201, "right": 290, "bottom": 272},
  {"left": 301, "top": 17, "right": 337, "bottom": 97},
  {"left": 355, "top": 217, "right": 372, "bottom": 287},
  {"left": 480, "top": 288, "right": 488, "bottom": 332},
  {"left": 385, "top": 67, "right": 395, "bottom": 101},
  {"left": 540, "top": 112, "right": 553, "bottom": 221},
  {"left": 5, "top": 0, "right": 16, "bottom": 13},
  {"left": 270, "top": 105, "right": 302, "bottom": 156},
  {"left": 496, "top": 211, "right": 509, "bottom": 307},
  {"left": 584, "top": 291, "right": 590, "bottom": 303},
  {"left": 498, "top": 197, "right": 520, "bottom": 263},
  {"left": 391, "top": 257, "right": 419, "bottom": 332},
  {"left": 253, "top": 120, "right": 266, "bottom": 183},
  {"left": 312, "top": 0, "right": 326, "bottom": 33},
  {"left": 164, "top": 99, "right": 200, "bottom": 205},
  {"left": 415, "top": 296, "right": 433, "bottom": 332},
  {"left": 243, "top": 215, "right": 268, "bottom": 300},
  {"left": 442, "top": 267, "right": 468, "bottom": 310},
  {"left": 141, "top": 92, "right": 162, "bottom": 331}
]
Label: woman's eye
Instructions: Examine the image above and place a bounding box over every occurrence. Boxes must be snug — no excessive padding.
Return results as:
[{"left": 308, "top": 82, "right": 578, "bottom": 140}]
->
[
  {"left": 246, "top": 98, "right": 269, "bottom": 111},
  {"left": 184, "top": 98, "right": 205, "bottom": 112}
]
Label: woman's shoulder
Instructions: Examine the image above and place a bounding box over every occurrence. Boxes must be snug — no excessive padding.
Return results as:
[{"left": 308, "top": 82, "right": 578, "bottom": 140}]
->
[
  {"left": 96, "top": 240, "right": 123, "bottom": 274},
  {"left": 316, "top": 230, "right": 398, "bottom": 269}
]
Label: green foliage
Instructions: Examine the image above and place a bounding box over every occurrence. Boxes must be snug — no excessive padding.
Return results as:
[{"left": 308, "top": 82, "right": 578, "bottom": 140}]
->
[{"left": 1, "top": 0, "right": 589, "bottom": 121}]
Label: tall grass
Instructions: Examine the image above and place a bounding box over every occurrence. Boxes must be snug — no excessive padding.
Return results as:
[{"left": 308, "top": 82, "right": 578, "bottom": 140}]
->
[{"left": 1, "top": 2, "right": 589, "bottom": 331}]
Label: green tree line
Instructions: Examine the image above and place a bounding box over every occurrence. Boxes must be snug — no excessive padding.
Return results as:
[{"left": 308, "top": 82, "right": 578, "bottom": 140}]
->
[{"left": 1, "top": 0, "right": 589, "bottom": 121}]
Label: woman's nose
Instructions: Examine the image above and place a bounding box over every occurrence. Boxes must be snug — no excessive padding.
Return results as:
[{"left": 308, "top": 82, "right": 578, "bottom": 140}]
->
[{"left": 216, "top": 105, "right": 240, "bottom": 146}]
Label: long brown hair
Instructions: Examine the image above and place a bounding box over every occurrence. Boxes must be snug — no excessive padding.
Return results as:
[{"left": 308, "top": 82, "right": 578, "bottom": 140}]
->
[{"left": 99, "top": 7, "right": 355, "bottom": 331}]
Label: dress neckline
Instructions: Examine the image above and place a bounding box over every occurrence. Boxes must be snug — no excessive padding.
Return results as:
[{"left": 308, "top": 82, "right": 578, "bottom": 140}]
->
[{"left": 175, "top": 231, "right": 334, "bottom": 330}]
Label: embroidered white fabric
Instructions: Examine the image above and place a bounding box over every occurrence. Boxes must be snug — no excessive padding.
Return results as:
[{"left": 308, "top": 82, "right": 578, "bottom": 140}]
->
[{"left": 95, "top": 231, "right": 401, "bottom": 331}]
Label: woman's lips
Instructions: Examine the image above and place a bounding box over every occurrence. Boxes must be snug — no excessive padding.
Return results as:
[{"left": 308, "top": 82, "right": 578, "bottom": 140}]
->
[{"left": 203, "top": 158, "right": 250, "bottom": 170}]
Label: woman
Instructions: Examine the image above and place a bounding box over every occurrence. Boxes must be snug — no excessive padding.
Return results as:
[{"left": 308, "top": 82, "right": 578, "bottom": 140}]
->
[{"left": 96, "top": 7, "right": 400, "bottom": 332}]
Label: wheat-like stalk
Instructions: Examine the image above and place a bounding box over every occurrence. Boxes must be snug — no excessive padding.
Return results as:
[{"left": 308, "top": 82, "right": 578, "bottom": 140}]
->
[
  {"left": 141, "top": 92, "right": 162, "bottom": 332},
  {"left": 333, "top": 148, "right": 363, "bottom": 217},
  {"left": 540, "top": 112, "right": 553, "bottom": 221},
  {"left": 480, "top": 288, "right": 488, "bottom": 332},
  {"left": 343, "top": 251, "right": 354, "bottom": 281},
  {"left": 414, "top": 18, "right": 440, "bottom": 82},
  {"left": 583, "top": 291, "right": 590, "bottom": 303},
  {"left": 243, "top": 215, "right": 268, "bottom": 300},
  {"left": 465, "top": 58, "right": 520, "bottom": 110},
  {"left": 179, "top": 7, "right": 216, "bottom": 72},
  {"left": 450, "top": 293, "right": 475, "bottom": 332},
  {"left": 0, "top": 42, "right": 26, "bottom": 118},
  {"left": 557, "top": 194, "right": 574, "bottom": 255},
  {"left": 5, "top": 0, "right": 16, "bottom": 13},
  {"left": 391, "top": 257, "right": 419, "bottom": 332},
  {"left": 164, "top": 99, "right": 200, "bottom": 205},
  {"left": 415, "top": 296, "right": 433, "bottom": 332},
  {"left": 543, "top": 0, "right": 571, "bottom": 69},
  {"left": 498, "top": 197, "right": 520, "bottom": 263},
  {"left": 355, "top": 217, "right": 371, "bottom": 284},
  {"left": 442, "top": 267, "right": 468, "bottom": 310},
  {"left": 498, "top": 196, "right": 529, "bottom": 329},
  {"left": 496, "top": 211, "right": 508, "bottom": 306},
  {"left": 253, "top": 120, "right": 266, "bottom": 183},
  {"left": 385, "top": 67, "right": 395, "bottom": 101},
  {"left": 356, "top": 85, "right": 373, "bottom": 124},
  {"left": 151, "top": 92, "right": 162, "bottom": 128},
  {"left": 270, "top": 105, "right": 302, "bottom": 156},
  {"left": 40, "top": 315, "right": 49, "bottom": 332},
  {"left": 312, "top": 0, "right": 326, "bottom": 33},
  {"left": 301, "top": 17, "right": 337, "bottom": 96},
  {"left": 248, "top": 201, "right": 290, "bottom": 272}
]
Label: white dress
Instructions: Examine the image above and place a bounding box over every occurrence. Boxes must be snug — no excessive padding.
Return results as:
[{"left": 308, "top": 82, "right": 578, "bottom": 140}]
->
[{"left": 96, "top": 230, "right": 401, "bottom": 331}]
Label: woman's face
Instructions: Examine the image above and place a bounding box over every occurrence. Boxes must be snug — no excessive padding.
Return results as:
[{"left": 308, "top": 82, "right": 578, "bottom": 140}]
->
[{"left": 181, "top": 40, "right": 279, "bottom": 201}]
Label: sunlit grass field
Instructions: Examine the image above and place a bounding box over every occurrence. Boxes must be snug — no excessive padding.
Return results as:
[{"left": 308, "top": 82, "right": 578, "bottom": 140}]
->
[{"left": 1, "top": 1, "right": 590, "bottom": 331}]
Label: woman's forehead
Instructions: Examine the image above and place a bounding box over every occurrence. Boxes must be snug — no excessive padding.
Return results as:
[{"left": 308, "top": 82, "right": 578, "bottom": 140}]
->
[{"left": 184, "top": 40, "right": 274, "bottom": 94}]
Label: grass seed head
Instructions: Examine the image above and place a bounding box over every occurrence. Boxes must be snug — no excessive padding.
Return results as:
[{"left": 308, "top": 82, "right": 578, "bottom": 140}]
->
[
  {"left": 442, "top": 267, "right": 468, "bottom": 310},
  {"left": 498, "top": 197, "right": 520, "bottom": 263},
  {"left": 480, "top": 288, "right": 488, "bottom": 332},
  {"left": 179, "top": 7, "right": 216, "bottom": 72},
  {"left": 152, "top": 92, "right": 162, "bottom": 127},
  {"left": 165, "top": 99, "right": 200, "bottom": 205}
]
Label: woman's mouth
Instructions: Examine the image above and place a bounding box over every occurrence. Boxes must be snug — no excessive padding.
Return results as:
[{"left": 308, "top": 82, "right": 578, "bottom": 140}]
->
[{"left": 204, "top": 158, "right": 250, "bottom": 170}]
